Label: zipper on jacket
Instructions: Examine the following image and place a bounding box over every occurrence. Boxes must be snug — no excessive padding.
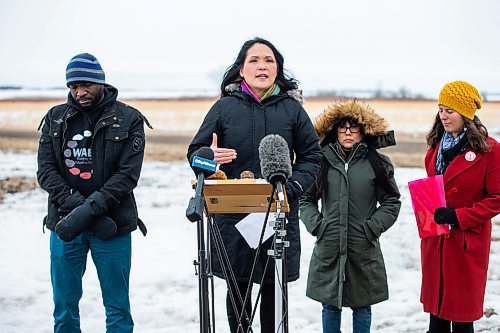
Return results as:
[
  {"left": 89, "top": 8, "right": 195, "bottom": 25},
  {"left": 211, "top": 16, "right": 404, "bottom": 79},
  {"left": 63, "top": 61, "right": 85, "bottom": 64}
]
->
[
  {"left": 330, "top": 143, "right": 362, "bottom": 173},
  {"left": 93, "top": 111, "right": 116, "bottom": 138},
  {"left": 62, "top": 108, "right": 78, "bottom": 152},
  {"left": 345, "top": 144, "right": 361, "bottom": 173},
  {"left": 91, "top": 111, "right": 116, "bottom": 177}
]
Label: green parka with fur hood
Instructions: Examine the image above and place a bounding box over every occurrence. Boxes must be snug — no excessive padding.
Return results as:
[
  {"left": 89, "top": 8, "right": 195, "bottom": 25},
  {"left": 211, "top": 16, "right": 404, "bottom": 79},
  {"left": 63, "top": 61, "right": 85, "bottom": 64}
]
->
[{"left": 299, "top": 99, "right": 401, "bottom": 308}]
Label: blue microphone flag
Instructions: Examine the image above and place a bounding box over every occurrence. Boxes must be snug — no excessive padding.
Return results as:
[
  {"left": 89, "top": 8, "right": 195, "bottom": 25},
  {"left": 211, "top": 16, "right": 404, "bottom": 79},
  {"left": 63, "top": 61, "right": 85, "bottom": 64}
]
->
[{"left": 192, "top": 156, "right": 217, "bottom": 173}]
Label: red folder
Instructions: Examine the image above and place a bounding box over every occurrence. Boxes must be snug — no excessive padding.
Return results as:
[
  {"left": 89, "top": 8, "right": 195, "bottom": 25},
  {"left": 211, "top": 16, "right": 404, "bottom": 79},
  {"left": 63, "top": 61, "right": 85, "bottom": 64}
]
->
[{"left": 408, "top": 175, "right": 450, "bottom": 239}]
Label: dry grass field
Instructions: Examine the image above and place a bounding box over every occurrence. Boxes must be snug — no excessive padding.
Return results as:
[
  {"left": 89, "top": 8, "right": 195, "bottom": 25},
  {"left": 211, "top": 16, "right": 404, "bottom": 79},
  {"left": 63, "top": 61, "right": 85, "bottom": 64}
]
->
[{"left": 1, "top": 98, "right": 499, "bottom": 167}]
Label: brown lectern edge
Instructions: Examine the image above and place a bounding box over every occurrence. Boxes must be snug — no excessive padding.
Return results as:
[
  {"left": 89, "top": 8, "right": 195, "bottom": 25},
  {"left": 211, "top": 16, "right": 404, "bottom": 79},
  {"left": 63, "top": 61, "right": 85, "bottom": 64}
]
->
[{"left": 190, "top": 178, "right": 290, "bottom": 213}]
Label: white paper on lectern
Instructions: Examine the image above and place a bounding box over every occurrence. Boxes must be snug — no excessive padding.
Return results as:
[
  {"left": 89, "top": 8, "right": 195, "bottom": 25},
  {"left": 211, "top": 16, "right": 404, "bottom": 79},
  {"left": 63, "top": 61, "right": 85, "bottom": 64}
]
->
[{"left": 235, "top": 213, "right": 275, "bottom": 249}]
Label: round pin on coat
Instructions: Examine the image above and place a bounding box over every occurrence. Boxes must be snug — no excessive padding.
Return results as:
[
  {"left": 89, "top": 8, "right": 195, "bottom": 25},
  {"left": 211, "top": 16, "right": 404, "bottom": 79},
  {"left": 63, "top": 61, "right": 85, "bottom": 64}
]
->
[{"left": 465, "top": 151, "right": 476, "bottom": 161}]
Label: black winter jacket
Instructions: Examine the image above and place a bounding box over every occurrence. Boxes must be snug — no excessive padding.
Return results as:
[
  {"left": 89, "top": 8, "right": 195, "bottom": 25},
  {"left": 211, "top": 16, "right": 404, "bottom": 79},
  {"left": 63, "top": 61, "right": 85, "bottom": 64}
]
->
[
  {"left": 188, "top": 89, "right": 321, "bottom": 283},
  {"left": 37, "top": 85, "right": 150, "bottom": 236}
]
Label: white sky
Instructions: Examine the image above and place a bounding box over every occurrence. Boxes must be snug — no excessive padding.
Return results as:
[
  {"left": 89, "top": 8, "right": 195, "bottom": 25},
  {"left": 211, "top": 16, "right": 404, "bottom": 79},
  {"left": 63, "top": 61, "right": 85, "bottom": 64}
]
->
[{"left": 1, "top": 0, "right": 499, "bottom": 96}]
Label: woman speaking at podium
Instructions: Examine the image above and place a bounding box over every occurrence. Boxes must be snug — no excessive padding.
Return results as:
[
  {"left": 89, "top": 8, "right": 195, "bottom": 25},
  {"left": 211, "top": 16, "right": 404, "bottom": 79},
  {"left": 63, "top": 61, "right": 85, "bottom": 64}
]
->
[{"left": 188, "top": 37, "right": 321, "bottom": 332}]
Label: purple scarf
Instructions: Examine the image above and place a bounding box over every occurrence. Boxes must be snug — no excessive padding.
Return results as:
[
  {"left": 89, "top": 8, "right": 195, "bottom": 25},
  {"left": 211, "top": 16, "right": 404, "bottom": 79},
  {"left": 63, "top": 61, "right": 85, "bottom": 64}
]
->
[{"left": 241, "top": 80, "right": 280, "bottom": 102}]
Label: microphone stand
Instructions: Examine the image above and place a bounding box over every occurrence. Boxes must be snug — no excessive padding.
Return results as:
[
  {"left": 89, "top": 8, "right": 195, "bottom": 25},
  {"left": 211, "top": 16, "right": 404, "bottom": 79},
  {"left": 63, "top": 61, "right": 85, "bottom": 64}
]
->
[
  {"left": 186, "top": 172, "right": 211, "bottom": 333},
  {"left": 268, "top": 181, "right": 289, "bottom": 333}
]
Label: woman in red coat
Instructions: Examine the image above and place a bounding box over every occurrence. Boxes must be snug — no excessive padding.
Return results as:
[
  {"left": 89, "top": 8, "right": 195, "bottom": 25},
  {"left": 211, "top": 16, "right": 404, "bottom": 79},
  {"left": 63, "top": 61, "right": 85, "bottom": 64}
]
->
[{"left": 421, "top": 80, "right": 500, "bottom": 333}]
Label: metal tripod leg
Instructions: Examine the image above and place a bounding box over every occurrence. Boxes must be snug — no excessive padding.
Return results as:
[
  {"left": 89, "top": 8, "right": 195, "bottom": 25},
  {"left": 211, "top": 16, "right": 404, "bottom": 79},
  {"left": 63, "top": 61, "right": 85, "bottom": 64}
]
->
[
  {"left": 268, "top": 181, "right": 289, "bottom": 333},
  {"left": 196, "top": 213, "right": 211, "bottom": 333},
  {"left": 270, "top": 210, "right": 289, "bottom": 333}
]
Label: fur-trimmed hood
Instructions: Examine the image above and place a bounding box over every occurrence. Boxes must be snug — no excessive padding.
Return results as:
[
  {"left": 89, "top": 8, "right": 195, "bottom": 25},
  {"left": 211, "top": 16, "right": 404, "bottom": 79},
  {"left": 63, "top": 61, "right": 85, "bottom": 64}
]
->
[
  {"left": 314, "top": 99, "right": 388, "bottom": 144},
  {"left": 224, "top": 82, "right": 304, "bottom": 105}
]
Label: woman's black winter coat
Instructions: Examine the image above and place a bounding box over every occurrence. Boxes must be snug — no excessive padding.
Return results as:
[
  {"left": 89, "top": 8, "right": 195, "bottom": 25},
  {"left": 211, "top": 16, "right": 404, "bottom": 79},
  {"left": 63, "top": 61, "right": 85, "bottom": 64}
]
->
[{"left": 188, "top": 90, "right": 322, "bottom": 283}]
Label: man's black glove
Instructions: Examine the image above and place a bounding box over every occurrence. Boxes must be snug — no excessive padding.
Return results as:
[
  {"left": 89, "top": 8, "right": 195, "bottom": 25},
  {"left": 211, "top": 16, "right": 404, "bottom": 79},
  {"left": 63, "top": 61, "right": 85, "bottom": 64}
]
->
[
  {"left": 55, "top": 191, "right": 108, "bottom": 242},
  {"left": 59, "top": 191, "right": 86, "bottom": 214},
  {"left": 89, "top": 216, "right": 117, "bottom": 241},
  {"left": 433, "top": 207, "right": 459, "bottom": 226}
]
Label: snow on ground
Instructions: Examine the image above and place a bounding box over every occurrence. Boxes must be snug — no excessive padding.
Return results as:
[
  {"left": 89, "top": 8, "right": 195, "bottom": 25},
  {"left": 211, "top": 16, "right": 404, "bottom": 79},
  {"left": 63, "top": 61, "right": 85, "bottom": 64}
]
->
[{"left": 0, "top": 150, "right": 499, "bottom": 332}]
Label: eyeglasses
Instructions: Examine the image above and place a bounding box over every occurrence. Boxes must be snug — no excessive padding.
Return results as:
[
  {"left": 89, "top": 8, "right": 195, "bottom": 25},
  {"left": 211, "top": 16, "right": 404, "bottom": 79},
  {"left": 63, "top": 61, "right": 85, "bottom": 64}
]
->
[{"left": 337, "top": 124, "right": 361, "bottom": 133}]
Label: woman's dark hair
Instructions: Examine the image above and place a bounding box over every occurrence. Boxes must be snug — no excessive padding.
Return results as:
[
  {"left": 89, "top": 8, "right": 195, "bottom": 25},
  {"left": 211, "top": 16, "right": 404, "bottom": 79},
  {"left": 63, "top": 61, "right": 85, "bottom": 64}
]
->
[
  {"left": 220, "top": 37, "right": 298, "bottom": 97},
  {"left": 366, "top": 146, "right": 400, "bottom": 198},
  {"left": 313, "top": 157, "right": 330, "bottom": 201},
  {"left": 313, "top": 118, "right": 400, "bottom": 200},
  {"left": 426, "top": 114, "right": 491, "bottom": 152}
]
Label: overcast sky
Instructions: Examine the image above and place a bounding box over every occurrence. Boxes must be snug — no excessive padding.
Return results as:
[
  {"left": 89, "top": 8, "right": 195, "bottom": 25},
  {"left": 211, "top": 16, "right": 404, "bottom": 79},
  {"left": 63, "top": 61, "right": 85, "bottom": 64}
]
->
[{"left": 1, "top": 0, "right": 499, "bottom": 96}]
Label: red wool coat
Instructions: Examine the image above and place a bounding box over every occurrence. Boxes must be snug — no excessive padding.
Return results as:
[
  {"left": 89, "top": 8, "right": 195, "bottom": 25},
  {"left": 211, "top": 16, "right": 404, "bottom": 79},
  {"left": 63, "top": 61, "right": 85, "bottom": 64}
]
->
[{"left": 421, "top": 137, "right": 500, "bottom": 322}]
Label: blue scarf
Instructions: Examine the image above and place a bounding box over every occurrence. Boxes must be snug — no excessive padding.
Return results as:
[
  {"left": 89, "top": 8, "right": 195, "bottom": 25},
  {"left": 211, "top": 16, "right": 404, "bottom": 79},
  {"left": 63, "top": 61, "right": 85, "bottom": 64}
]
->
[{"left": 435, "top": 130, "right": 466, "bottom": 175}]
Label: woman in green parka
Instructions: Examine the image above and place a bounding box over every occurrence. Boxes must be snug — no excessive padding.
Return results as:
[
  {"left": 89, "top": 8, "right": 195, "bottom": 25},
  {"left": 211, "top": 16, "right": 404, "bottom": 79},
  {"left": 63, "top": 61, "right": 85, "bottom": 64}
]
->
[{"left": 299, "top": 99, "right": 401, "bottom": 333}]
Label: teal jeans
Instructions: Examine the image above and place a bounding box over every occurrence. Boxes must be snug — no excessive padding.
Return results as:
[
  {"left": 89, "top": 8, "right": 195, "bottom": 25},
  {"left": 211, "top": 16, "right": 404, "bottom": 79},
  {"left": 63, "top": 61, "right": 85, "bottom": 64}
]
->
[{"left": 50, "top": 231, "right": 133, "bottom": 333}]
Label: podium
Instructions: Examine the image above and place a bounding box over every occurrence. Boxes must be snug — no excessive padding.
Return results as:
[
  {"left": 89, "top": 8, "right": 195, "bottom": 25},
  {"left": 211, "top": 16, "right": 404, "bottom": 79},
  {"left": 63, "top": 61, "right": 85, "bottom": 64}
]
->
[
  {"left": 190, "top": 178, "right": 290, "bottom": 333},
  {"left": 202, "top": 179, "right": 290, "bottom": 213}
]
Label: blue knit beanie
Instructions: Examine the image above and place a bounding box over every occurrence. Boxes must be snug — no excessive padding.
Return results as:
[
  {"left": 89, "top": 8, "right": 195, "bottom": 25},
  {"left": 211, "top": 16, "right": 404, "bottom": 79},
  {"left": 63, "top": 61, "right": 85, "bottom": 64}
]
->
[{"left": 66, "top": 53, "right": 105, "bottom": 87}]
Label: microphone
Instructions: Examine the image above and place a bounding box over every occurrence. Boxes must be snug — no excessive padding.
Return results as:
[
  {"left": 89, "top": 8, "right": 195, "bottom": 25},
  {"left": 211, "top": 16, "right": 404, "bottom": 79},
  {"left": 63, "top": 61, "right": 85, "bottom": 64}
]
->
[
  {"left": 259, "top": 134, "right": 292, "bottom": 207},
  {"left": 259, "top": 134, "right": 292, "bottom": 186},
  {"left": 186, "top": 147, "right": 217, "bottom": 222},
  {"left": 190, "top": 147, "right": 217, "bottom": 177}
]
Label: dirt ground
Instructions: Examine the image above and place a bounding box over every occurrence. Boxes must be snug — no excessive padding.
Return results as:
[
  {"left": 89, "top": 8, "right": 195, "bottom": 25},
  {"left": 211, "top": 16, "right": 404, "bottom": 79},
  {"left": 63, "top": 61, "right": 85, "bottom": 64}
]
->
[
  {"left": 1, "top": 97, "right": 499, "bottom": 168},
  {"left": 0, "top": 176, "right": 37, "bottom": 202}
]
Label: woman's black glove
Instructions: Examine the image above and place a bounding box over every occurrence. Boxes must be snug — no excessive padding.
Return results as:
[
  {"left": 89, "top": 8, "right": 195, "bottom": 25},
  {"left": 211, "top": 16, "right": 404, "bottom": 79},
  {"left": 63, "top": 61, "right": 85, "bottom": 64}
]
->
[
  {"left": 433, "top": 207, "right": 459, "bottom": 226},
  {"left": 55, "top": 192, "right": 108, "bottom": 242}
]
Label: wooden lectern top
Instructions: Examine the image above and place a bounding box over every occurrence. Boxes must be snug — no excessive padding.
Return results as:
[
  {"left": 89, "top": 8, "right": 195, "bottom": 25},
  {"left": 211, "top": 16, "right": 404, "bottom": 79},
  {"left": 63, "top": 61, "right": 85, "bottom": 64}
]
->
[{"left": 192, "top": 179, "right": 290, "bottom": 214}]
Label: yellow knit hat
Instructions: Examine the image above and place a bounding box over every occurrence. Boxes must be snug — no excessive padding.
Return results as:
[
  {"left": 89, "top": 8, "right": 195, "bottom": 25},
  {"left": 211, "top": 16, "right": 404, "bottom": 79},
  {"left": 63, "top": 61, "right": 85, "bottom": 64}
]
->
[{"left": 438, "top": 81, "right": 482, "bottom": 120}]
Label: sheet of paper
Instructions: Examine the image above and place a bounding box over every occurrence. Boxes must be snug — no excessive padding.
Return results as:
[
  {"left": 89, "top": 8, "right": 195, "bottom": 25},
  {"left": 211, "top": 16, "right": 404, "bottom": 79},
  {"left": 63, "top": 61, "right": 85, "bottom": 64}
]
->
[{"left": 235, "top": 213, "right": 275, "bottom": 249}]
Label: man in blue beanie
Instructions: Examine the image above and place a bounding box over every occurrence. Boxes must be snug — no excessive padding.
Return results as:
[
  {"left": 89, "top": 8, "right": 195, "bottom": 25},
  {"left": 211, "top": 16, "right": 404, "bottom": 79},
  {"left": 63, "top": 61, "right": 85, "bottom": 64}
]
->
[{"left": 37, "top": 53, "right": 152, "bottom": 332}]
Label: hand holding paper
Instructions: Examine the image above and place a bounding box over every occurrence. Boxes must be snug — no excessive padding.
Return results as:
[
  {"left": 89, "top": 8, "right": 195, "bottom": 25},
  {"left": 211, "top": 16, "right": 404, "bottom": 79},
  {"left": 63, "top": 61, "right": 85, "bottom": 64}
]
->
[{"left": 434, "top": 207, "right": 459, "bottom": 226}]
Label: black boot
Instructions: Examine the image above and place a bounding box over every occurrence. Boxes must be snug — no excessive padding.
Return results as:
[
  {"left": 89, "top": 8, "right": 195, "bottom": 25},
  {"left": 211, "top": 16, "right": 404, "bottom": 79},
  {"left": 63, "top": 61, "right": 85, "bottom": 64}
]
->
[
  {"left": 429, "top": 314, "right": 450, "bottom": 333},
  {"left": 451, "top": 321, "right": 474, "bottom": 333}
]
